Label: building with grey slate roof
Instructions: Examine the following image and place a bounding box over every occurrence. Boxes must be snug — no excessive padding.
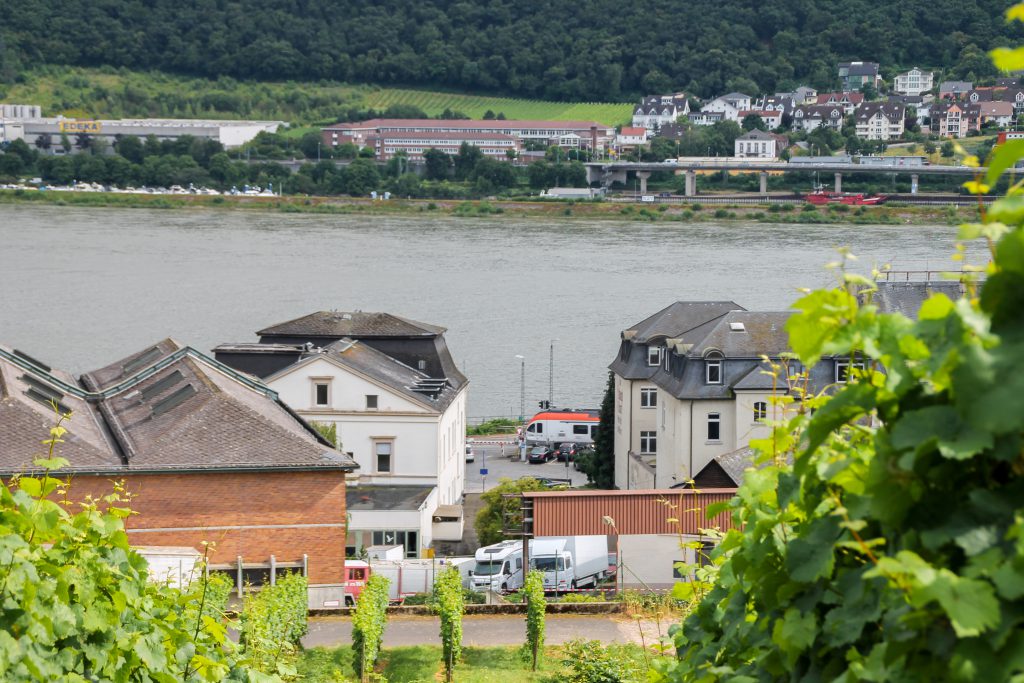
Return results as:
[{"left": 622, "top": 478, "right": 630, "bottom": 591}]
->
[
  {"left": 0, "top": 340, "right": 357, "bottom": 599},
  {"left": 215, "top": 310, "right": 470, "bottom": 558},
  {"left": 611, "top": 303, "right": 841, "bottom": 490}
]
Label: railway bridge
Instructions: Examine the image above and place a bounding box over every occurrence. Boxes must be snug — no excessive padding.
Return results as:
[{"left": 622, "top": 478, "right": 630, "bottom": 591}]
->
[{"left": 584, "top": 160, "right": 984, "bottom": 196}]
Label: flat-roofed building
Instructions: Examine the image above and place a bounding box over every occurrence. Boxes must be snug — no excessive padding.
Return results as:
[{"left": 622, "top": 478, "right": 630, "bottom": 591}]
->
[{"left": 322, "top": 118, "right": 615, "bottom": 158}]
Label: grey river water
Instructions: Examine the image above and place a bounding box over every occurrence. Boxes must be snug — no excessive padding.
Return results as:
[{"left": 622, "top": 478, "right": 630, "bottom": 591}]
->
[{"left": 0, "top": 205, "right": 979, "bottom": 417}]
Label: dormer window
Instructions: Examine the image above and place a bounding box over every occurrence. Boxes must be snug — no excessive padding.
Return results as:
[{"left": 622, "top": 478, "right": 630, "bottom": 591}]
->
[
  {"left": 836, "top": 360, "right": 865, "bottom": 383},
  {"left": 705, "top": 355, "right": 723, "bottom": 384},
  {"left": 647, "top": 346, "right": 662, "bottom": 366}
]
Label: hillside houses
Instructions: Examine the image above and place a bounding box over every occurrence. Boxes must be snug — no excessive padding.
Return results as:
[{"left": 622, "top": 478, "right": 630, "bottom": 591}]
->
[
  {"left": 700, "top": 93, "right": 751, "bottom": 123},
  {"left": 632, "top": 93, "right": 690, "bottom": 131},
  {"left": 791, "top": 105, "right": 844, "bottom": 131},
  {"left": 839, "top": 61, "right": 881, "bottom": 91},
  {"left": 855, "top": 102, "right": 906, "bottom": 140},
  {"left": 894, "top": 68, "right": 934, "bottom": 96}
]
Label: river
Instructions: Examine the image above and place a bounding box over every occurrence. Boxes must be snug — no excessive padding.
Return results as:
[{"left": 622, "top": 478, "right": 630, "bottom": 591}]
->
[{"left": 0, "top": 205, "right": 979, "bottom": 417}]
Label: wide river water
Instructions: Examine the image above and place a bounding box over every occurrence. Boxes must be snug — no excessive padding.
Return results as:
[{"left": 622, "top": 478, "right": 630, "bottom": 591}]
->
[{"left": 0, "top": 205, "right": 979, "bottom": 418}]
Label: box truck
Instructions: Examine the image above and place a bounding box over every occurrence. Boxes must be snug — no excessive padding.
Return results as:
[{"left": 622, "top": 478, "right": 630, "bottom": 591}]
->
[{"left": 530, "top": 536, "right": 610, "bottom": 593}]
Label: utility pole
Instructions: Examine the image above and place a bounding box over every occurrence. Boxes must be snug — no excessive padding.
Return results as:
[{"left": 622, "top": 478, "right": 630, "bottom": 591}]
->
[
  {"left": 548, "top": 339, "right": 557, "bottom": 408},
  {"left": 515, "top": 355, "right": 525, "bottom": 422}
]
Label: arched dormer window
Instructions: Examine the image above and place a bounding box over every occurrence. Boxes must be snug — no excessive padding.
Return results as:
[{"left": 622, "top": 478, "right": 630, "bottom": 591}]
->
[{"left": 705, "top": 351, "right": 723, "bottom": 384}]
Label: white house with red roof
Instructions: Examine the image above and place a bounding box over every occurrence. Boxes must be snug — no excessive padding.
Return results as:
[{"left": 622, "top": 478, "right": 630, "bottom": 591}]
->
[{"left": 616, "top": 126, "right": 649, "bottom": 148}]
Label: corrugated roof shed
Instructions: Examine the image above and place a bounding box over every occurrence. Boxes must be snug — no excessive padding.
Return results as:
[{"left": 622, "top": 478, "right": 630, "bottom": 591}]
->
[{"left": 523, "top": 489, "right": 736, "bottom": 536}]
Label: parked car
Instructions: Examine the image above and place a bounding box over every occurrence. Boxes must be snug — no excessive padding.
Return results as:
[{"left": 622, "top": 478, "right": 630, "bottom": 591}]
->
[
  {"left": 527, "top": 446, "right": 554, "bottom": 464},
  {"left": 555, "top": 443, "right": 577, "bottom": 462},
  {"left": 465, "top": 445, "right": 475, "bottom": 463},
  {"left": 534, "top": 477, "right": 570, "bottom": 489}
]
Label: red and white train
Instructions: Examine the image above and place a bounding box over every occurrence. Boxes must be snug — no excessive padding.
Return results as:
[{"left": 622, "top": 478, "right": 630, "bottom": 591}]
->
[{"left": 523, "top": 409, "right": 600, "bottom": 448}]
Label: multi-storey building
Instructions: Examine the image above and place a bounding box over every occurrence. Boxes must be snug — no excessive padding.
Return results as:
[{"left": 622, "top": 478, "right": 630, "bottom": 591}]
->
[
  {"left": 930, "top": 102, "right": 968, "bottom": 138},
  {"left": 838, "top": 61, "right": 881, "bottom": 92},
  {"left": 894, "top": 68, "right": 934, "bottom": 96},
  {"left": 322, "top": 119, "right": 615, "bottom": 159},
  {"left": 631, "top": 93, "right": 690, "bottom": 131},
  {"left": 0, "top": 340, "right": 357, "bottom": 602},
  {"left": 215, "top": 311, "right": 469, "bottom": 558},
  {"left": 854, "top": 102, "right": 906, "bottom": 140},
  {"left": 609, "top": 303, "right": 844, "bottom": 490}
]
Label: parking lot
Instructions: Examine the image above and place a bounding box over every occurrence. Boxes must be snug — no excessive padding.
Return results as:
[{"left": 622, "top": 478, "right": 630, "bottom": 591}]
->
[{"left": 465, "top": 439, "right": 589, "bottom": 492}]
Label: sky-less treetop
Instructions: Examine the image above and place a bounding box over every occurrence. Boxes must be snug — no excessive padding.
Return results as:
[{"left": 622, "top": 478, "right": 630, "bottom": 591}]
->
[{"left": 0, "top": 0, "right": 1020, "bottom": 100}]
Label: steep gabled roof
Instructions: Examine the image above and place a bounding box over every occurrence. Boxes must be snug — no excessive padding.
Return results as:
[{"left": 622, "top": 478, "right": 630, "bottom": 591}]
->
[
  {"left": 258, "top": 311, "right": 446, "bottom": 339},
  {"left": 266, "top": 338, "right": 462, "bottom": 413},
  {"left": 687, "top": 311, "right": 793, "bottom": 358},
  {"left": 0, "top": 340, "right": 356, "bottom": 476},
  {"left": 627, "top": 301, "right": 745, "bottom": 344}
]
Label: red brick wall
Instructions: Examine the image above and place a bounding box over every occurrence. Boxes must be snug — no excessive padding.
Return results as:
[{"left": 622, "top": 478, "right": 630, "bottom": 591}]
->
[{"left": 63, "top": 470, "right": 347, "bottom": 584}]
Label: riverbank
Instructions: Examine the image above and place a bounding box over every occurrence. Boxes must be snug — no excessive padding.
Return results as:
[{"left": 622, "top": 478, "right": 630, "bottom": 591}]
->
[{"left": 0, "top": 188, "right": 982, "bottom": 226}]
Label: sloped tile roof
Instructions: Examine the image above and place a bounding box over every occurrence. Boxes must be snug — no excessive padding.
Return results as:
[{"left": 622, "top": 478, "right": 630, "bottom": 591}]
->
[
  {"left": 258, "top": 311, "right": 446, "bottom": 338},
  {"left": 0, "top": 341, "right": 356, "bottom": 475}
]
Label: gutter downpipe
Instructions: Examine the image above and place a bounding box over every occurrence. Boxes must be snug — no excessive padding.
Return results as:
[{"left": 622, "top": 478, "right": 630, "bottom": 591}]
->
[
  {"left": 689, "top": 400, "right": 694, "bottom": 481},
  {"left": 628, "top": 380, "right": 634, "bottom": 490}
]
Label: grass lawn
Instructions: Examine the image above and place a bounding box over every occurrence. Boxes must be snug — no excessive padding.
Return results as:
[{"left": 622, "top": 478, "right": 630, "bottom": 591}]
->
[
  {"left": 5, "top": 66, "right": 632, "bottom": 126},
  {"left": 298, "top": 644, "right": 649, "bottom": 682}
]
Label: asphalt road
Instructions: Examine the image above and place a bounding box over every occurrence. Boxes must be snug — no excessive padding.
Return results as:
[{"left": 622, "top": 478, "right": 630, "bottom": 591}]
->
[
  {"left": 302, "top": 614, "right": 670, "bottom": 649},
  {"left": 465, "top": 440, "right": 589, "bottom": 492}
]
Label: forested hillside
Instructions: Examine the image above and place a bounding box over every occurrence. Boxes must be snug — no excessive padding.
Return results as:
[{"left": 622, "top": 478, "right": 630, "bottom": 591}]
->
[{"left": 0, "top": 0, "right": 1020, "bottom": 100}]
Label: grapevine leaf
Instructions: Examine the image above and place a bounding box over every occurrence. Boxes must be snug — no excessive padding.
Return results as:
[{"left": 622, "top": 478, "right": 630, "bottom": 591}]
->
[
  {"left": 787, "top": 516, "right": 840, "bottom": 583},
  {"left": 918, "top": 571, "right": 1000, "bottom": 637}
]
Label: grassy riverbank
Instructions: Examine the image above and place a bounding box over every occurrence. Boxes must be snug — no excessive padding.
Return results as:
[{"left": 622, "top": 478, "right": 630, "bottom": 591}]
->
[
  {"left": 298, "top": 643, "right": 650, "bottom": 682},
  {"left": 0, "top": 188, "right": 981, "bottom": 226}
]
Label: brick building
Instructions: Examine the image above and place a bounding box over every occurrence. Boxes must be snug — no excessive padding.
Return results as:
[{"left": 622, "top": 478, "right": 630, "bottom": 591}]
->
[
  {"left": 0, "top": 340, "right": 357, "bottom": 597},
  {"left": 322, "top": 118, "right": 615, "bottom": 159}
]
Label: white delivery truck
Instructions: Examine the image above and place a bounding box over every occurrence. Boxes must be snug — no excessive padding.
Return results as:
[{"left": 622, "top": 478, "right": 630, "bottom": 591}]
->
[
  {"left": 469, "top": 540, "right": 525, "bottom": 593},
  {"left": 530, "top": 535, "right": 610, "bottom": 593}
]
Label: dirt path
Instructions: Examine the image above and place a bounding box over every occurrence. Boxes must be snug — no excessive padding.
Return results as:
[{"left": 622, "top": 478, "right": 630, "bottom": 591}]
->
[{"left": 302, "top": 613, "right": 675, "bottom": 649}]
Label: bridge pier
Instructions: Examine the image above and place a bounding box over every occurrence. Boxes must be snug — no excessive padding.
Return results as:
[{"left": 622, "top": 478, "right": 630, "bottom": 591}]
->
[
  {"left": 759, "top": 171, "right": 768, "bottom": 195},
  {"left": 685, "top": 170, "right": 696, "bottom": 197},
  {"left": 636, "top": 171, "right": 651, "bottom": 196},
  {"left": 911, "top": 174, "right": 919, "bottom": 195},
  {"left": 834, "top": 172, "right": 843, "bottom": 193}
]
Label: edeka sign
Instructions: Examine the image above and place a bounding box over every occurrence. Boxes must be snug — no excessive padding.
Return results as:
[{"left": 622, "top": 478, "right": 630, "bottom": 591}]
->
[{"left": 58, "top": 120, "right": 102, "bottom": 134}]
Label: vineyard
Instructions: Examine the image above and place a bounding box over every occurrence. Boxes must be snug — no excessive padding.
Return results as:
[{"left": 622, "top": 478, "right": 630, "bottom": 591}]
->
[{"left": 365, "top": 88, "right": 632, "bottom": 124}]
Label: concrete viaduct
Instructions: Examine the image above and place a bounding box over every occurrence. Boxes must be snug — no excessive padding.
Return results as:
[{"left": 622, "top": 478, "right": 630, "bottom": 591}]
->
[{"left": 585, "top": 161, "right": 985, "bottom": 197}]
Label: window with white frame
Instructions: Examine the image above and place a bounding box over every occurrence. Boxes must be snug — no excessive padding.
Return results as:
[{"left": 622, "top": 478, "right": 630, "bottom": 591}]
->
[
  {"left": 640, "top": 387, "right": 657, "bottom": 408},
  {"left": 707, "top": 413, "right": 721, "bottom": 441},
  {"left": 753, "top": 401, "right": 768, "bottom": 422},
  {"left": 706, "top": 356, "right": 722, "bottom": 384},
  {"left": 835, "top": 360, "right": 866, "bottom": 383},
  {"left": 312, "top": 379, "right": 331, "bottom": 407},
  {"left": 640, "top": 431, "right": 657, "bottom": 454},
  {"left": 647, "top": 346, "right": 662, "bottom": 366},
  {"left": 374, "top": 440, "right": 393, "bottom": 473}
]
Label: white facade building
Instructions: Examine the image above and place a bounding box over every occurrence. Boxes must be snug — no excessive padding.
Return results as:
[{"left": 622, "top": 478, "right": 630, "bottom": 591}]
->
[
  {"left": 701, "top": 93, "right": 751, "bottom": 123},
  {"left": 734, "top": 129, "right": 781, "bottom": 158},
  {"left": 609, "top": 303, "right": 840, "bottom": 490},
  {"left": 854, "top": 103, "right": 906, "bottom": 140},
  {"left": 894, "top": 68, "right": 934, "bottom": 97},
  {"left": 631, "top": 94, "right": 690, "bottom": 131},
  {"left": 214, "top": 311, "right": 469, "bottom": 558}
]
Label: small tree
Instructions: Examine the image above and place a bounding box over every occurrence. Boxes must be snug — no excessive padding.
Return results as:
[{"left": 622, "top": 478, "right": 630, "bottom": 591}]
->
[
  {"left": 352, "top": 574, "right": 390, "bottom": 682},
  {"left": 578, "top": 372, "right": 615, "bottom": 488},
  {"left": 941, "top": 140, "right": 955, "bottom": 157},
  {"left": 476, "top": 477, "right": 554, "bottom": 546},
  {"left": 523, "top": 570, "right": 546, "bottom": 671},
  {"left": 436, "top": 567, "right": 464, "bottom": 682}
]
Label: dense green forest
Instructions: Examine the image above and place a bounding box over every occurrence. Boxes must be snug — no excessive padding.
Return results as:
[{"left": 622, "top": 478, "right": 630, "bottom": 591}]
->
[{"left": 0, "top": 0, "right": 1020, "bottom": 101}]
